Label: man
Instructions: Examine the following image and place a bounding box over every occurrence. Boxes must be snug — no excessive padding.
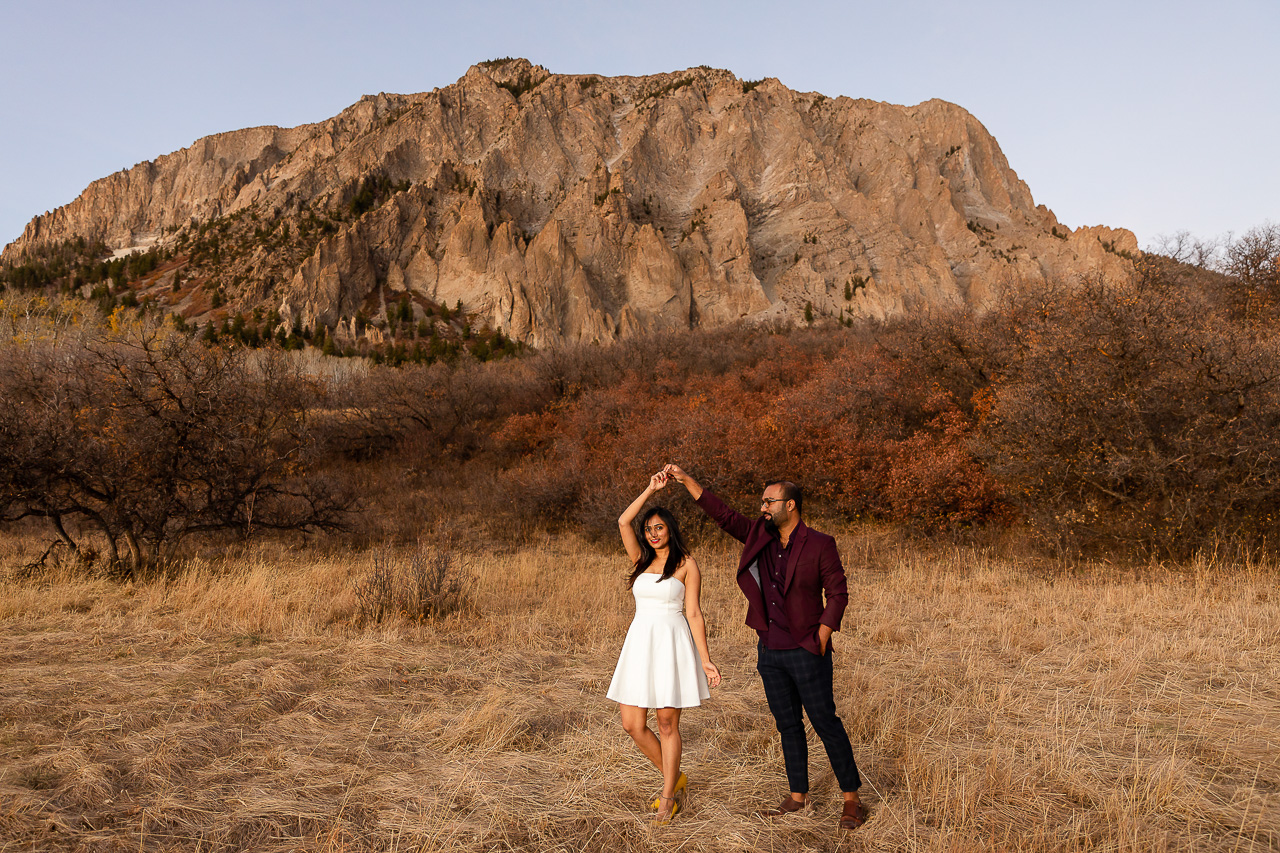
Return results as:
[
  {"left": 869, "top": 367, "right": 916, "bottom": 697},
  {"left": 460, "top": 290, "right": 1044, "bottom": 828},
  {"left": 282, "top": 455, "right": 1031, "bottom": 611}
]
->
[{"left": 663, "top": 464, "right": 868, "bottom": 831}]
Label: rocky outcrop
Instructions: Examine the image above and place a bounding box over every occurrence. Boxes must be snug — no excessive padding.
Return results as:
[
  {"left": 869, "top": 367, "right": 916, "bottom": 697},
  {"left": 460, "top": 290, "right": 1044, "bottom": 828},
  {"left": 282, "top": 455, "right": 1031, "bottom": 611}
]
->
[{"left": 3, "top": 59, "right": 1137, "bottom": 346}]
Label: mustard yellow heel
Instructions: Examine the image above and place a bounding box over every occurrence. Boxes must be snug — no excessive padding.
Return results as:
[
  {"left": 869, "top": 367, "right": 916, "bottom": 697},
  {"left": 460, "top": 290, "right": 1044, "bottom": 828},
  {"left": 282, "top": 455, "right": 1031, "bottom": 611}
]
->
[{"left": 651, "top": 772, "right": 687, "bottom": 810}]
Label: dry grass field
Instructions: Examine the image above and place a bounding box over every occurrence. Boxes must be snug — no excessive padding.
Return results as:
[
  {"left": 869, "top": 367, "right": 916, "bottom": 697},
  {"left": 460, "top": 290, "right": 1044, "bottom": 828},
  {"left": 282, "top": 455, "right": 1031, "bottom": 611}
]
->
[{"left": 1, "top": 527, "right": 1278, "bottom": 852}]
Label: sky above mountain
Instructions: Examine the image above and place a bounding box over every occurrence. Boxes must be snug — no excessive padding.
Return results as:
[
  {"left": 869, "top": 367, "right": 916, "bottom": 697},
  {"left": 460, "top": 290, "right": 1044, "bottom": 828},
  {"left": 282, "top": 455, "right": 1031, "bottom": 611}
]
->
[{"left": 2, "top": 0, "right": 1275, "bottom": 251}]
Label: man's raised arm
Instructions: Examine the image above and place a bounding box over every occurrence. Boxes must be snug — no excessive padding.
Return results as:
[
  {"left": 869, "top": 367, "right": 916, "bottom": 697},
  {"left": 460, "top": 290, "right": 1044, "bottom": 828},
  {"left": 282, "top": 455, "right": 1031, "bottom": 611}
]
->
[
  {"left": 663, "top": 464, "right": 703, "bottom": 501},
  {"left": 665, "top": 464, "right": 753, "bottom": 544}
]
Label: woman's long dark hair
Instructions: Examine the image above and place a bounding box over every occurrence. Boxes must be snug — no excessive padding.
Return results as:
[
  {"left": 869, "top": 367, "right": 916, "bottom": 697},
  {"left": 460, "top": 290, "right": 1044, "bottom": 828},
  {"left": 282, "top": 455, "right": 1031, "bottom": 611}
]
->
[{"left": 627, "top": 506, "right": 690, "bottom": 588}]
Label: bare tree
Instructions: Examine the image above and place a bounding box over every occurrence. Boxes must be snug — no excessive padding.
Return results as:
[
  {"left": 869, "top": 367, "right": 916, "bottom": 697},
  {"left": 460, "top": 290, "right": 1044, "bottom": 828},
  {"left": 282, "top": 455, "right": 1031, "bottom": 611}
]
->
[
  {"left": 1224, "top": 222, "right": 1280, "bottom": 302},
  {"left": 1149, "top": 230, "right": 1225, "bottom": 269},
  {"left": 0, "top": 310, "right": 352, "bottom": 575}
]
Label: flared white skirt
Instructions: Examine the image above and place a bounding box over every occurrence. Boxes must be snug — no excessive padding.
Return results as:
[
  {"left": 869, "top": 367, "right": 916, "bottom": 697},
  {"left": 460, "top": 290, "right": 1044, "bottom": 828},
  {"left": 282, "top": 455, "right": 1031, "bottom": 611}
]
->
[{"left": 606, "top": 610, "right": 710, "bottom": 709}]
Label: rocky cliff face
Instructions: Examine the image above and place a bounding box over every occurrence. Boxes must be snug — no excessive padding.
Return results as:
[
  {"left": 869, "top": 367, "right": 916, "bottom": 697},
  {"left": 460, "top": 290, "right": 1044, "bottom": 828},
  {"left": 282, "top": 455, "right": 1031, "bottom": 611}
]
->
[{"left": 2, "top": 59, "right": 1138, "bottom": 346}]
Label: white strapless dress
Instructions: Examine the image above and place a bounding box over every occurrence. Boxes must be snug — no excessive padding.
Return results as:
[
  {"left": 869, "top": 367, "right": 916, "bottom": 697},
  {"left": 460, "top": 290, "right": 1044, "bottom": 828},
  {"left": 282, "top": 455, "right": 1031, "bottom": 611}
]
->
[{"left": 606, "top": 573, "right": 711, "bottom": 709}]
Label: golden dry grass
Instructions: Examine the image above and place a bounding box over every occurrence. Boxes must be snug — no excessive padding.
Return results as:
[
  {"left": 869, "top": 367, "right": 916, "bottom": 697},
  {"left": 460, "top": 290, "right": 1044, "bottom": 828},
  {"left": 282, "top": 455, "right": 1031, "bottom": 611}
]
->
[{"left": 1, "top": 528, "right": 1278, "bottom": 852}]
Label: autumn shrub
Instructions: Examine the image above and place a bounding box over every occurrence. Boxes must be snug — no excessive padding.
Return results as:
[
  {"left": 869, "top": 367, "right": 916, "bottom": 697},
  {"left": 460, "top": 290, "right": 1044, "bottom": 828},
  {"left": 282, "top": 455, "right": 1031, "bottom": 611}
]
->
[
  {"left": 882, "top": 394, "right": 1011, "bottom": 528},
  {"left": 351, "top": 547, "right": 472, "bottom": 625},
  {"left": 481, "top": 328, "right": 1008, "bottom": 539},
  {"left": 0, "top": 302, "right": 352, "bottom": 575},
  {"left": 352, "top": 554, "right": 396, "bottom": 624},
  {"left": 752, "top": 337, "right": 1010, "bottom": 528},
  {"left": 972, "top": 265, "right": 1280, "bottom": 555},
  {"left": 469, "top": 259, "right": 1280, "bottom": 553}
]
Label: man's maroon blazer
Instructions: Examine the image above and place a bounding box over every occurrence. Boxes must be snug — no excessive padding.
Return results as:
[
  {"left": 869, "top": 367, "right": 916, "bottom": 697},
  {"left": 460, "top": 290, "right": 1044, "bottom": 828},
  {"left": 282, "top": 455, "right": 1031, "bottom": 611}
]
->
[{"left": 695, "top": 489, "right": 848, "bottom": 655}]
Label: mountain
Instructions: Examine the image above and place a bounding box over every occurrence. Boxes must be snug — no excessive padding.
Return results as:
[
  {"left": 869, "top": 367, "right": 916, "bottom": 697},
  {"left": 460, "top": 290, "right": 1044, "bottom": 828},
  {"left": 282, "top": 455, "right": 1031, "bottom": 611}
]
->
[{"left": 2, "top": 59, "right": 1137, "bottom": 347}]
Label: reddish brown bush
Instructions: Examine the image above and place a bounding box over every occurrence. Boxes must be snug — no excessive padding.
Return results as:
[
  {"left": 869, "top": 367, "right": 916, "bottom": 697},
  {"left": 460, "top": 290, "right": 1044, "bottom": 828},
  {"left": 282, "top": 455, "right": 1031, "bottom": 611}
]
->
[
  {"left": 973, "top": 265, "right": 1280, "bottom": 555},
  {"left": 883, "top": 394, "right": 1010, "bottom": 528},
  {"left": 479, "top": 329, "right": 1009, "bottom": 539}
]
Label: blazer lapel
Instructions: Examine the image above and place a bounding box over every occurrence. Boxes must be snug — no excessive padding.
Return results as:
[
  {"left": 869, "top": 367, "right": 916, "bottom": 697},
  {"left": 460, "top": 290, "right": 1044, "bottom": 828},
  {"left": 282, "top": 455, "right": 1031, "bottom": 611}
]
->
[{"left": 739, "top": 529, "right": 771, "bottom": 576}]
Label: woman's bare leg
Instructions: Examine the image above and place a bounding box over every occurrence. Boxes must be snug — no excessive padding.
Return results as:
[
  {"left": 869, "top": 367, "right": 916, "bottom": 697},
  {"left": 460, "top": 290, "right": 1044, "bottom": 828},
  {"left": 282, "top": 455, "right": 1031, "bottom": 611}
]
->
[
  {"left": 654, "top": 707, "right": 682, "bottom": 819},
  {"left": 619, "top": 704, "right": 662, "bottom": 768}
]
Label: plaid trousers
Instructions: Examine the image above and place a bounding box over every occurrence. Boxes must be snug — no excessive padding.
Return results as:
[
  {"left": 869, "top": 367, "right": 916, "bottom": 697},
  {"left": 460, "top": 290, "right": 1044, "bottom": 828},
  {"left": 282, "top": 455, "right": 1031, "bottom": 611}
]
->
[{"left": 756, "top": 641, "right": 861, "bottom": 793}]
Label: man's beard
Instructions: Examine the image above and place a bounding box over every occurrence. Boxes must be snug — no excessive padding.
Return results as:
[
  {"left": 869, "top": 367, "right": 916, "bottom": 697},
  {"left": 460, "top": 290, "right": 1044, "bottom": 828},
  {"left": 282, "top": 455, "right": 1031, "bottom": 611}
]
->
[{"left": 764, "top": 517, "right": 780, "bottom": 538}]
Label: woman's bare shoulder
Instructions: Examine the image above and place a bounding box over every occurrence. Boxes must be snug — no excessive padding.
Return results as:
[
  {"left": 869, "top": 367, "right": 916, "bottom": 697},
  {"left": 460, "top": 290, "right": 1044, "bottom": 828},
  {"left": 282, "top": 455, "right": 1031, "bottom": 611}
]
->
[{"left": 676, "top": 553, "right": 699, "bottom": 579}]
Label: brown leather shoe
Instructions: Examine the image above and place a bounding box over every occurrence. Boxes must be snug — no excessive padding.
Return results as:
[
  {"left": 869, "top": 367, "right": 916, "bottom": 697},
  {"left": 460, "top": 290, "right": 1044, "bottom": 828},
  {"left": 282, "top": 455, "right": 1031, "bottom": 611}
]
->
[
  {"left": 839, "top": 800, "right": 869, "bottom": 830},
  {"left": 758, "top": 795, "right": 807, "bottom": 817}
]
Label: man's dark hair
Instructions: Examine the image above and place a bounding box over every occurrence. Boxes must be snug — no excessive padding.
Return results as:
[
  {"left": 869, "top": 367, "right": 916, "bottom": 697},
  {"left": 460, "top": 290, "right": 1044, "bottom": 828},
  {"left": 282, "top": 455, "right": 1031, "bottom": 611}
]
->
[{"left": 766, "top": 480, "right": 803, "bottom": 515}]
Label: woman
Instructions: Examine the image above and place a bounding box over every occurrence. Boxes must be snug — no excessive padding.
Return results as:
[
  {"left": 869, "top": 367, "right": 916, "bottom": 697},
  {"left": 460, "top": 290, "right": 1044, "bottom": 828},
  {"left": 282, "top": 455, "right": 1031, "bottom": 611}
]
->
[{"left": 607, "top": 471, "right": 722, "bottom": 824}]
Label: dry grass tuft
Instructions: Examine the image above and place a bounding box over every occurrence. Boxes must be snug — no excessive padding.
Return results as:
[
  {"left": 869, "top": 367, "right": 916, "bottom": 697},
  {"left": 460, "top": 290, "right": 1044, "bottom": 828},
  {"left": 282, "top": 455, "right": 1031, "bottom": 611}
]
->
[{"left": 1, "top": 529, "right": 1277, "bottom": 851}]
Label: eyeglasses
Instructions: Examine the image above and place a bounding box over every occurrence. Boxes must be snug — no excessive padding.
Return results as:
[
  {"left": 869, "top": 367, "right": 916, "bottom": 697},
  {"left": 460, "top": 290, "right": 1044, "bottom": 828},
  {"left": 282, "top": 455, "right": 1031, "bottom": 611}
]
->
[{"left": 760, "top": 498, "right": 788, "bottom": 506}]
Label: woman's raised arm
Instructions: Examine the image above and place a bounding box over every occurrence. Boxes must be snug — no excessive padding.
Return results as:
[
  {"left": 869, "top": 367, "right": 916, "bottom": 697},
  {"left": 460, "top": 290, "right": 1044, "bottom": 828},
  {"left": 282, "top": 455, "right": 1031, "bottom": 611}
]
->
[{"left": 618, "top": 472, "right": 668, "bottom": 563}]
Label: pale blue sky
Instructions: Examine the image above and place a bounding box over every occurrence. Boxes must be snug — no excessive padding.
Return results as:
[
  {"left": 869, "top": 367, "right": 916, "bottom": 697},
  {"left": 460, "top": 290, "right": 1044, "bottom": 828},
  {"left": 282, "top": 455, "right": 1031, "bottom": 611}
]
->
[{"left": 2, "top": 0, "right": 1275, "bottom": 250}]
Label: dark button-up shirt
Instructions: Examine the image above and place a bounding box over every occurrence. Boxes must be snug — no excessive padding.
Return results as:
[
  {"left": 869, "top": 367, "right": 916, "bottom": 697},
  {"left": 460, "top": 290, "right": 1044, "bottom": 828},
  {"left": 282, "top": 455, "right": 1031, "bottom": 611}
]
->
[{"left": 759, "top": 535, "right": 799, "bottom": 649}]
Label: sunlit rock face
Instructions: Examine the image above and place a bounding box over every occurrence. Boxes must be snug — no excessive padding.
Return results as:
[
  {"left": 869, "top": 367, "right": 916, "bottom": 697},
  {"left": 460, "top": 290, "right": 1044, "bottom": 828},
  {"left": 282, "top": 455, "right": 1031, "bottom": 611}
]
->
[{"left": 3, "top": 59, "right": 1136, "bottom": 346}]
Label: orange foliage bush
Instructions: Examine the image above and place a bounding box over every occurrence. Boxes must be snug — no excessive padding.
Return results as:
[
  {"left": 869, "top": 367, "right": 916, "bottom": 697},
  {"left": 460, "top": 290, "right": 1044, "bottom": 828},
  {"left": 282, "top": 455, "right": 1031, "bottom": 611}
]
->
[
  {"left": 483, "top": 332, "right": 1007, "bottom": 539},
  {"left": 883, "top": 395, "right": 1010, "bottom": 528}
]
